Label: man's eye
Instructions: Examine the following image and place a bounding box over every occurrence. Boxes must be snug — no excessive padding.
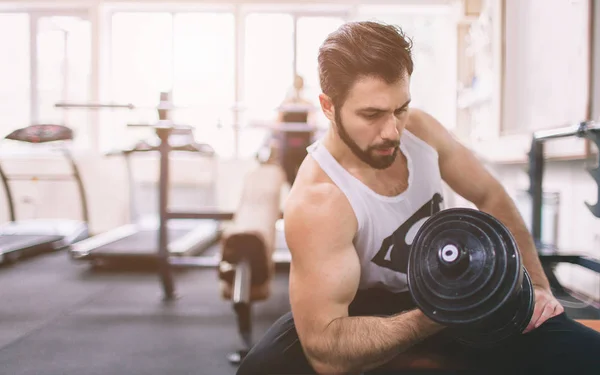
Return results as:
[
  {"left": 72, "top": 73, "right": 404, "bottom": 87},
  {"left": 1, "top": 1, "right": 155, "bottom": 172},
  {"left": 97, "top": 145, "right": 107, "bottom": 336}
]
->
[
  {"left": 364, "top": 113, "right": 380, "bottom": 119},
  {"left": 395, "top": 108, "right": 409, "bottom": 117}
]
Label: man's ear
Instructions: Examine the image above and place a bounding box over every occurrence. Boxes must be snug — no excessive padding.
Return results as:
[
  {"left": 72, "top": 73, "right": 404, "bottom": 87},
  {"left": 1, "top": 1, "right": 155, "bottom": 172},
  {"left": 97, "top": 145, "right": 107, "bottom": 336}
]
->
[{"left": 318, "top": 94, "right": 335, "bottom": 122}]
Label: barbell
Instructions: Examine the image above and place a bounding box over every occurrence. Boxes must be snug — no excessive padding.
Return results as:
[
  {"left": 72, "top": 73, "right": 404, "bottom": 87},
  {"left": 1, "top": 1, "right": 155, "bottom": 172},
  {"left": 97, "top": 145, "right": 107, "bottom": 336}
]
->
[{"left": 407, "top": 208, "right": 535, "bottom": 347}]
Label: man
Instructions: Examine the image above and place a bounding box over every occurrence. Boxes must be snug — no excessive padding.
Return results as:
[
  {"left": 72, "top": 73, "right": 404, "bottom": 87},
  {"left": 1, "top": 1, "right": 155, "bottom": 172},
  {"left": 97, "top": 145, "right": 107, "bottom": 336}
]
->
[
  {"left": 238, "top": 21, "right": 600, "bottom": 374},
  {"left": 272, "top": 75, "right": 317, "bottom": 184}
]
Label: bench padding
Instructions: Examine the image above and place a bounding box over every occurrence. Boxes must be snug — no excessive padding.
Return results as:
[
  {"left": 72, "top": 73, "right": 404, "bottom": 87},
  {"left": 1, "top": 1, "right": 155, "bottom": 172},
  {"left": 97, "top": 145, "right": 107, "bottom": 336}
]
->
[{"left": 219, "top": 164, "right": 285, "bottom": 301}]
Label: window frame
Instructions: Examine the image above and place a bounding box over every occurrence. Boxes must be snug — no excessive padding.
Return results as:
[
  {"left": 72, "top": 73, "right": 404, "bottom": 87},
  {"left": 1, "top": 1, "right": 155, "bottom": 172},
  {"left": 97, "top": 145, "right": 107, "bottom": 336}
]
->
[
  {"left": 102, "top": 5, "right": 351, "bottom": 157},
  {"left": 2, "top": 1, "right": 466, "bottom": 159},
  {"left": 0, "top": 7, "right": 92, "bottom": 157}
]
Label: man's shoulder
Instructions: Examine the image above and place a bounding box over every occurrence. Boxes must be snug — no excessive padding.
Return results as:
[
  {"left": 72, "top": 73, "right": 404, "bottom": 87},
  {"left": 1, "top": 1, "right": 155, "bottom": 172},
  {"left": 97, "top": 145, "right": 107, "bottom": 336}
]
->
[
  {"left": 284, "top": 159, "right": 356, "bottom": 228},
  {"left": 406, "top": 108, "right": 452, "bottom": 153},
  {"left": 286, "top": 173, "right": 347, "bottom": 217}
]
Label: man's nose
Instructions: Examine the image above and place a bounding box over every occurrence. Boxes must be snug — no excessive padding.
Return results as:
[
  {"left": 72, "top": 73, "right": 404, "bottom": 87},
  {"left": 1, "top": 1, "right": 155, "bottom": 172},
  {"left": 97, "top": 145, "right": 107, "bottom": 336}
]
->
[{"left": 380, "top": 115, "right": 401, "bottom": 142}]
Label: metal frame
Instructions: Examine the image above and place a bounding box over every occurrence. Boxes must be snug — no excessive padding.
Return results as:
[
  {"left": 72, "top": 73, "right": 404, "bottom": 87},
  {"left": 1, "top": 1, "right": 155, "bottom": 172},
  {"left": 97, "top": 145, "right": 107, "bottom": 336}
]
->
[
  {"left": 66, "top": 117, "right": 220, "bottom": 265},
  {"left": 0, "top": 133, "right": 90, "bottom": 224},
  {"left": 0, "top": 163, "right": 16, "bottom": 222},
  {"left": 527, "top": 120, "right": 600, "bottom": 293},
  {"left": 0, "top": 125, "right": 90, "bottom": 264},
  {"left": 153, "top": 125, "right": 235, "bottom": 298},
  {"left": 61, "top": 147, "right": 90, "bottom": 223},
  {"left": 529, "top": 121, "right": 600, "bottom": 240},
  {"left": 0, "top": 9, "right": 91, "bottom": 127},
  {"left": 151, "top": 123, "right": 290, "bottom": 362}
]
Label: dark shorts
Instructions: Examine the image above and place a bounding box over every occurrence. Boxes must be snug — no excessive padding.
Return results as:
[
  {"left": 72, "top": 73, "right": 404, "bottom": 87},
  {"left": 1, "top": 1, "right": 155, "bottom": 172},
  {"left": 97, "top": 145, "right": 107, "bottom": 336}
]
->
[{"left": 237, "top": 288, "right": 600, "bottom": 375}]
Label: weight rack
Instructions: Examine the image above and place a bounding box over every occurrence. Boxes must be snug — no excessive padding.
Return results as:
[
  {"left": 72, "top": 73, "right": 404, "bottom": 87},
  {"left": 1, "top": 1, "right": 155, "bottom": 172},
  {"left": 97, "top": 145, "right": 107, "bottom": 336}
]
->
[{"left": 528, "top": 120, "right": 600, "bottom": 298}]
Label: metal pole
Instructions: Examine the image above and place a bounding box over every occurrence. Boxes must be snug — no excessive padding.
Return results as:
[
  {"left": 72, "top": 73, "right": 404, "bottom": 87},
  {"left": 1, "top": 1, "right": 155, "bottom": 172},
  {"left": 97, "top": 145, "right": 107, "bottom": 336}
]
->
[
  {"left": 528, "top": 140, "right": 544, "bottom": 246},
  {"left": 61, "top": 148, "right": 89, "bottom": 223},
  {"left": 156, "top": 125, "right": 176, "bottom": 300},
  {"left": 532, "top": 121, "right": 597, "bottom": 141},
  {"left": 55, "top": 102, "right": 134, "bottom": 109},
  {"left": 0, "top": 163, "right": 16, "bottom": 222},
  {"left": 233, "top": 258, "right": 252, "bottom": 349}
]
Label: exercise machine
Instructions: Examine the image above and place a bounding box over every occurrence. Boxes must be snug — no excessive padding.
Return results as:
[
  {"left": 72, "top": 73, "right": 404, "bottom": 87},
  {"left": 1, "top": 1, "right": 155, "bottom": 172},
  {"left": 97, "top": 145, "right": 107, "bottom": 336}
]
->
[
  {"left": 68, "top": 124, "right": 220, "bottom": 267},
  {"left": 58, "top": 94, "right": 291, "bottom": 363},
  {"left": 114, "top": 122, "right": 288, "bottom": 363},
  {"left": 0, "top": 124, "right": 89, "bottom": 264},
  {"left": 528, "top": 120, "right": 600, "bottom": 316},
  {"left": 258, "top": 104, "right": 317, "bottom": 185}
]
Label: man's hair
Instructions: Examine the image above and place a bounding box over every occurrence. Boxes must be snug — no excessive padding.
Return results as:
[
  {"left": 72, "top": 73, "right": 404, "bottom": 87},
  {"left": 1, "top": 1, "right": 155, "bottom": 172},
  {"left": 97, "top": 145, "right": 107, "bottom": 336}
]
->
[{"left": 318, "top": 21, "right": 413, "bottom": 107}]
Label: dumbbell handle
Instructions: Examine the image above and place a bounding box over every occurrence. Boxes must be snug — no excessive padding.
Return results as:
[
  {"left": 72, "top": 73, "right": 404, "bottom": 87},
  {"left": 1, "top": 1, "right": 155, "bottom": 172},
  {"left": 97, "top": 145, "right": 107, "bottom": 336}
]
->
[
  {"left": 233, "top": 258, "right": 252, "bottom": 347},
  {"left": 233, "top": 258, "right": 251, "bottom": 307}
]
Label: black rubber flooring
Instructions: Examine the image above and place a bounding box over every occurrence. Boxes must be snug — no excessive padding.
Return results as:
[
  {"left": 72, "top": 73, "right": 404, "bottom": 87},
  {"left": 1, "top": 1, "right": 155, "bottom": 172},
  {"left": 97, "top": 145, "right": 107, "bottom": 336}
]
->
[
  {"left": 0, "top": 247, "right": 598, "bottom": 375},
  {"left": 0, "top": 247, "right": 290, "bottom": 375}
]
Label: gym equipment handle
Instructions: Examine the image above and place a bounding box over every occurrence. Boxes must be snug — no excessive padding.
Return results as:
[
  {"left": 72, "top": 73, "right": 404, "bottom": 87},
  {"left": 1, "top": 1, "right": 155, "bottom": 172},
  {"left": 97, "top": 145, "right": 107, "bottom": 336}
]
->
[
  {"left": 532, "top": 121, "right": 598, "bottom": 141},
  {"left": 233, "top": 258, "right": 251, "bottom": 307},
  {"left": 55, "top": 102, "right": 135, "bottom": 109}
]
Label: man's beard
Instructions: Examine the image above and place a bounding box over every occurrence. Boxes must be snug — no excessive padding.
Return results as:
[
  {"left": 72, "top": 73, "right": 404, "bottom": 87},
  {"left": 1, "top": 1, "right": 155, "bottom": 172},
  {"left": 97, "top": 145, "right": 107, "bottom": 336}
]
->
[{"left": 334, "top": 110, "right": 400, "bottom": 170}]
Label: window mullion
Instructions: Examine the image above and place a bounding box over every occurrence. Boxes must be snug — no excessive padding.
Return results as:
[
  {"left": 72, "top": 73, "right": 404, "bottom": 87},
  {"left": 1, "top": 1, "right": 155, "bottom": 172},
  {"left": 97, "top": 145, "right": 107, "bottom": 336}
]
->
[{"left": 30, "top": 12, "right": 39, "bottom": 124}]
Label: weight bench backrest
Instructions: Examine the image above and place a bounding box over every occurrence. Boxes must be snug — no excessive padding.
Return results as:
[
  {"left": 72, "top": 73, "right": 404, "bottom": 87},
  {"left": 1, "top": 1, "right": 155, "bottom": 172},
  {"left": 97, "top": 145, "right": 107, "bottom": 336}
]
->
[{"left": 220, "top": 164, "right": 285, "bottom": 301}]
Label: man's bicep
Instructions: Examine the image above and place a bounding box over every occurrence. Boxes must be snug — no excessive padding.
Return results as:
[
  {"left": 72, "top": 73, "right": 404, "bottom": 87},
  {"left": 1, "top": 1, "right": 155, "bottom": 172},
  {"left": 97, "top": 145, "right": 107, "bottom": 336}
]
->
[
  {"left": 284, "top": 187, "right": 360, "bottom": 343},
  {"left": 289, "top": 240, "right": 361, "bottom": 326}
]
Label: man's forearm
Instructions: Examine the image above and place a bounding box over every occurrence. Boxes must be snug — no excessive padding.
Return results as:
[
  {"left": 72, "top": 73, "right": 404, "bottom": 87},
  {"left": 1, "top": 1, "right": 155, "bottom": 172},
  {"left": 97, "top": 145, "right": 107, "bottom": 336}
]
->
[
  {"left": 306, "top": 309, "right": 443, "bottom": 374},
  {"left": 478, "top": 192, "right": 550, "bottom": 290}
]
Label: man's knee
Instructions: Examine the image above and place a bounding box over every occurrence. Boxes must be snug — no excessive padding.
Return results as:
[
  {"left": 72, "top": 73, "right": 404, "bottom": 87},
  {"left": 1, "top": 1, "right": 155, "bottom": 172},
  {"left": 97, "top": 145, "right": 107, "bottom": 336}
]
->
[
  {"left": 237, "top": 313, "right": 293, "bottom": 375},
  {"left": 533, "top": 313, "right": 600, "bottom": 342},
  {"left": 237, "top": 312, "right": 315, "bottom": 375}
]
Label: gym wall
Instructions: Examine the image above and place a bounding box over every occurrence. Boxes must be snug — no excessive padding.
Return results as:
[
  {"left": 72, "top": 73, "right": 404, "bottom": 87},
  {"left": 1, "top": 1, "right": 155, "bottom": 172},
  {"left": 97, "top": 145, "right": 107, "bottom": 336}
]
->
[{"left": 472, "top": 0, "right": 599, "bottom": 301}]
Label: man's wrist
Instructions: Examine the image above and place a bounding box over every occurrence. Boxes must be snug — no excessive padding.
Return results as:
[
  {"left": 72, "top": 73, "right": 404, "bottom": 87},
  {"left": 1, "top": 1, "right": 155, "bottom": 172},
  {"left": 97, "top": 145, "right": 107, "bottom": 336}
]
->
[
  {"left": 413, "top": 309, "right": 445, "bottom": 332},
  {"left": 532, "top": 281, "right": 551, "bottom": 292},
  {"left": 526, "top": 267, "right": 551, "bottom": 291}
]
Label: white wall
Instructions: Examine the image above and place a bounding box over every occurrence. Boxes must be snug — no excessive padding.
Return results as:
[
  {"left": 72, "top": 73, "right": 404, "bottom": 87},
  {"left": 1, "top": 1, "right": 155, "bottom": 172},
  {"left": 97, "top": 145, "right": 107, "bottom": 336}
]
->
[
  {"left": 502, "top": 0, "right": 590, "bottom": 135},
  {"left": 592, "top": 0, "right": 600, "bottom": 120},
  {"left": 469, "top": 0, "right": 600, "bottom": 301}
]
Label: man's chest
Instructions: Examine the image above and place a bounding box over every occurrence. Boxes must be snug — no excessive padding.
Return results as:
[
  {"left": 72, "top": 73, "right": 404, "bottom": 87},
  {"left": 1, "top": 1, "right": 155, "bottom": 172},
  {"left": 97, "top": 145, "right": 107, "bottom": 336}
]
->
[
  {"left": 360, "top": 155, "right": 411, "bottom": 197},
  {"left": 366, "top": 192, "right": 445, "bottom": 274}
]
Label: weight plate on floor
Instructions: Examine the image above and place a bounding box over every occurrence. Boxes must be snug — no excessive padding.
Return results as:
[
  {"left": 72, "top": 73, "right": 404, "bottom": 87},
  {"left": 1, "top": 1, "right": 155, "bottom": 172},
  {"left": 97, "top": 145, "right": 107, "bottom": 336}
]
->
[{"left": 407, "top": 208, "right": 523, "bottom": 325}]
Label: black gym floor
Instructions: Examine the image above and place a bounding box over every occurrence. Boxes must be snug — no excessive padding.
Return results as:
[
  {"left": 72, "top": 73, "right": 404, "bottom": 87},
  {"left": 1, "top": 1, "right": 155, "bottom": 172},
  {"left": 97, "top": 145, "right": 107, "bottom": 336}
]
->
[
  {"left": 1, "top": 248, "right": 598, "bottom": 375},
  {"left": 0, "top": 246, "right": 289, "bottom": 375}
]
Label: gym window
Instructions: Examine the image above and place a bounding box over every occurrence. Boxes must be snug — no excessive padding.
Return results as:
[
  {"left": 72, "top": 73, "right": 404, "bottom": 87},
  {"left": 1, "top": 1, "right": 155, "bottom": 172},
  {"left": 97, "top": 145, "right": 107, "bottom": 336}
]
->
[
  {"left": 0, "top": 11, "right": 91, "bottom": 152},
  {"left": 102, "top": 10, "right": 236, "bottom": 155},
  {"left": 0, "top": 2, "right": 460, "bottom": 159}
]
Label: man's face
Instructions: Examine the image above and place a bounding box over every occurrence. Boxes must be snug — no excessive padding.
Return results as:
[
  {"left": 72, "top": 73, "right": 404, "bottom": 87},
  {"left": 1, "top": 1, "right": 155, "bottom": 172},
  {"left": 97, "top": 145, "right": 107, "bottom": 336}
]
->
[{"left": 322, "top": 74, "right": 411, "bottom": 170}]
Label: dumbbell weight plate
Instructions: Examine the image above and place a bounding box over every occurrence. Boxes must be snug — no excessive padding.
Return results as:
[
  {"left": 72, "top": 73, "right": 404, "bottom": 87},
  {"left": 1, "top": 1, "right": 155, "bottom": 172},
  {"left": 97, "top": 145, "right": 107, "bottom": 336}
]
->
[
  {"left": 451, "top": 268, "right": 535, "bottom": 347},
  {"left": 407, "top": 208, "right": 523, "bottom": 326}
]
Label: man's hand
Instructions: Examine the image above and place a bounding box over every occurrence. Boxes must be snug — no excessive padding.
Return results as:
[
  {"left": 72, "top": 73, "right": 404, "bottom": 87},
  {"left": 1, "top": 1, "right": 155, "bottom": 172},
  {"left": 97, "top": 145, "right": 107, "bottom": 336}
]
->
[{"left": 523, "top": 285, "right": 564, "bottom": 333}]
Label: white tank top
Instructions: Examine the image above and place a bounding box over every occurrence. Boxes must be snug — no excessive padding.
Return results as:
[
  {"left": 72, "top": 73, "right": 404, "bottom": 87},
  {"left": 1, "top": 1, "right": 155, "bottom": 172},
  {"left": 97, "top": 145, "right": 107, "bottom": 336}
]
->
[{"left": 307, "top": 130, "right": 444, "bottom": 293}]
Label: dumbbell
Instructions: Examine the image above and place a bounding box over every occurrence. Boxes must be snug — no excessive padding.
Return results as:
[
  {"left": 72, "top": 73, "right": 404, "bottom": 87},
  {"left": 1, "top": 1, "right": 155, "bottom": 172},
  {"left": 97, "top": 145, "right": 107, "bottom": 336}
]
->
[{"left": 407, "top": 208, "right": 535, "bottom": 347}]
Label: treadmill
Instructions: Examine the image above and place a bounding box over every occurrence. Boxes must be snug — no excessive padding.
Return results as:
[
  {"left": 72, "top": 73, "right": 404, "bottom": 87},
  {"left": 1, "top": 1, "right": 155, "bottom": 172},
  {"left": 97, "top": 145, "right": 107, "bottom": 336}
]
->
[
  {"left": 0, "top": 124, "right": 90, "bottom": 264},
  {"left": 69, "top": 126, "right": 220, "bottom": 266}
]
